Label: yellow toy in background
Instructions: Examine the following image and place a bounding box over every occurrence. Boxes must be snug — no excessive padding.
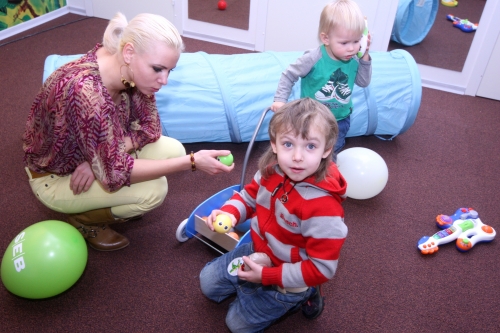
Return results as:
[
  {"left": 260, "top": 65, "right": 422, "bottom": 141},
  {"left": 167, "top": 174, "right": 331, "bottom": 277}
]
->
[{"left": 441, "top": 0, "right": 458, "bottom": 7}]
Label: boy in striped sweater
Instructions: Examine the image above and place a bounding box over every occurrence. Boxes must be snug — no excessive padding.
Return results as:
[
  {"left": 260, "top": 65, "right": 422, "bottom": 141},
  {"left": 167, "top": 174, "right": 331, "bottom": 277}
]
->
[{"left": 200, "top": 98, "right": 348, "bottom": 332}]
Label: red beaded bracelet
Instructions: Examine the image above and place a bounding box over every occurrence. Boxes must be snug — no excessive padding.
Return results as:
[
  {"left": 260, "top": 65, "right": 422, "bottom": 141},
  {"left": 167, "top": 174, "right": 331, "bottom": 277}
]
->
[{"left": 190, "top": 151, "right": 196, "bottom": 172}]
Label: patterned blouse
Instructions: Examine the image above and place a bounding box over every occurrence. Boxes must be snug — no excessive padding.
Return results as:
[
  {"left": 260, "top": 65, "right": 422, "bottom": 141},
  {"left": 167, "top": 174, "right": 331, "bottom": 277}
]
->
[{"left": 23, "top": 44, "right": 162, "bottom": 192}]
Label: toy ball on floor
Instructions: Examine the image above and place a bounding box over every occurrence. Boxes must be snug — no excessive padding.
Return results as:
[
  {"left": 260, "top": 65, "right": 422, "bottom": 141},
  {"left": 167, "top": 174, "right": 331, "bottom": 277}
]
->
[
  {"left": 1, "top": 220, "right": 87, "bottom": 299},
  {"left": 337, "top": 147, "right": 388, "bottom": 200},
  {"left": 218, "top": 1, "right": 227, "bottom": 10}
]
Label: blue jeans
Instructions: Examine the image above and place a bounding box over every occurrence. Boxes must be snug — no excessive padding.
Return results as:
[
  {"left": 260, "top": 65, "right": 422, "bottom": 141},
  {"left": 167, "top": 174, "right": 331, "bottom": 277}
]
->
[
  {"left": 334, "top": 116, "right": 351, "bottom": 154},
  {"left": 333, "top": 116, "right": 351, "bottom": 162},
  {"left": 200, "top": 242, "right": 312, "bottom": 333}
]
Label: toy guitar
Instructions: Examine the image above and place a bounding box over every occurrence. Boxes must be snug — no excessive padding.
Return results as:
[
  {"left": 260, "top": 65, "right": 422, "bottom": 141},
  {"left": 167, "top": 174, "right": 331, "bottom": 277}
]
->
[{"left": 418, "top": 218, "right": 496, "bottom": 255}]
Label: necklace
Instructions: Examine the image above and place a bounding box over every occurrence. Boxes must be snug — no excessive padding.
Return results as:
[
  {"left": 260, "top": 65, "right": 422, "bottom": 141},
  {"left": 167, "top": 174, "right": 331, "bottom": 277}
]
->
[{"left": 279, "top": 176, "right": 296, "bottom": 203}]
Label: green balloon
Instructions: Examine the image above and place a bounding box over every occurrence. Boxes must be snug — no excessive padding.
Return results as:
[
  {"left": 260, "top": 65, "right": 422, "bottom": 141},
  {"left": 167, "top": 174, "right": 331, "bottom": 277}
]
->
[
  {"left": 217, "top": 153, "right": 234, "bottom": 166},
  {"left": 1, "top": 220, "right": 87, "bottom": 299}
]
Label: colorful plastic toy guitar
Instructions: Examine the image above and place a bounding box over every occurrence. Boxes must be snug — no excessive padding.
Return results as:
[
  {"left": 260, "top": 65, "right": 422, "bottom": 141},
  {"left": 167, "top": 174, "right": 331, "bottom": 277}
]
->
[
  {"left": 435, "top": 207, "right": 478, "bottom": 229},
  {"left": 446, "top": 14, "right": 478, "bottom": 32},
  {"left": 418, "top": 218, "right": 496, "bottom": 255}
]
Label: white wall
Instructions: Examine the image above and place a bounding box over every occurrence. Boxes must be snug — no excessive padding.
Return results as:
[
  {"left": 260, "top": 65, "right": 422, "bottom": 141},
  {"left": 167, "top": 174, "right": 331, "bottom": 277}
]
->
[
  {"left": 263, "top": 0, "right": 399, "bottom": 52},
  {"left": 476, "top": 33, "right": 500, "bottom": 100},
  {"left": 89, "top": 0, "right": 175, "bottom": 23}
]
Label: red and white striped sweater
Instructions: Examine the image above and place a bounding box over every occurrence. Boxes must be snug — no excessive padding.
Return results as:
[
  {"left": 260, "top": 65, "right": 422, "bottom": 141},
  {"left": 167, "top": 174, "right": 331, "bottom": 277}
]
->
[{"left": 221, "top": 163, "right": 348, "bottom": 289}]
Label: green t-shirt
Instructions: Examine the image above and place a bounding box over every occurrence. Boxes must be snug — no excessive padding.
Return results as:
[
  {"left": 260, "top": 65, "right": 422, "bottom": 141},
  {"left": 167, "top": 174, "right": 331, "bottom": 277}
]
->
[{"left": 300, "top": 45, "right": 359, "bottom": 120}]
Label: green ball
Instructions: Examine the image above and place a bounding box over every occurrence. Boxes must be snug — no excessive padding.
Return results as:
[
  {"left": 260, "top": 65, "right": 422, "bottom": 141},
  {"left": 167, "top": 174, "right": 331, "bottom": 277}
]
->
[
  {"left": 1, "top": 220, "right": 87, "bottom": 299},
  {"left": 217, "top": 153, "right": 234, "bottom": 166}
]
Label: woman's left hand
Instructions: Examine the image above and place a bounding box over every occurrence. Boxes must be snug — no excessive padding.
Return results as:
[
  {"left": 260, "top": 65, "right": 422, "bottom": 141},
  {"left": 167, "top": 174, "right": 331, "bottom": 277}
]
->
[
  {"left": 70, "top": 161, "right": 95, "bottom": 195},
  {"left": 195, "top": 150, "right": 235, "bottom": 175}
]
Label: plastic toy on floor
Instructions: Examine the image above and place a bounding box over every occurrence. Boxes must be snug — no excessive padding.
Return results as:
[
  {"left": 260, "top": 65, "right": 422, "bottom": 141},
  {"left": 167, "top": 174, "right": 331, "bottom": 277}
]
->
[
  {"left": 441, "top": 0, "right": 458, "bottom": 7},
  {"left": 417, "top": 218, "right": 496, "bottom": 255},
  {"left": 446, "top": 14, "right": 478, "bottom": 32},
  {"left": 436, "top": 207, "right": 478, "bottom": 229}
]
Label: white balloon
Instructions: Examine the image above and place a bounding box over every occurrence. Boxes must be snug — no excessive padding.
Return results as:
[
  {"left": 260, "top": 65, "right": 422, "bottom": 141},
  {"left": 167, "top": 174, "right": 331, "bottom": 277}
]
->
[{"left": 337, "top": 147, "right": 388, "bottom": 200}]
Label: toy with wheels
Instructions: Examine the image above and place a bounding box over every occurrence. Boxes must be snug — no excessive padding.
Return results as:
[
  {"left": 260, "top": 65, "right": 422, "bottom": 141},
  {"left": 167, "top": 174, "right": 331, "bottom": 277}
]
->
[
  {"left": 176, "top": 109, "right": 272, "bottom": 254},
  {"left": 436, "top": 207, "right": 478, "bottom": 229},
  {"left": 417, "top": 218, "right": 496, "bottom": 255},
  {"left": 446, "top": 14, "right": 478, "bottom": 32}
]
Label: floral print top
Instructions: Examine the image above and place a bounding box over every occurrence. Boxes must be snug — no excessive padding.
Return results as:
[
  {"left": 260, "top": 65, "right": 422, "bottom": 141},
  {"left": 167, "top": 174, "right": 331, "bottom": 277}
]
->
[{"left": 23, "top": 44, "right": 162, "bottom": 192}]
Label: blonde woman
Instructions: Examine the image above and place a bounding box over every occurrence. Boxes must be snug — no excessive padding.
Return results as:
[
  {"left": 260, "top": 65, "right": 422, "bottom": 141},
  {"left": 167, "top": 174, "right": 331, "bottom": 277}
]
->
[{"left": 23, "top": 13, "right": 234, "bottom": 251}]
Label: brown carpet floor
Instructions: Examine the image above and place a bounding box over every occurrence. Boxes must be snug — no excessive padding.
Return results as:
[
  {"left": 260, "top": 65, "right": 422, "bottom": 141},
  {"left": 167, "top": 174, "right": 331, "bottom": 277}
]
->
[{"left": 1, "top": 9, "right": 499, "bottom": 333}]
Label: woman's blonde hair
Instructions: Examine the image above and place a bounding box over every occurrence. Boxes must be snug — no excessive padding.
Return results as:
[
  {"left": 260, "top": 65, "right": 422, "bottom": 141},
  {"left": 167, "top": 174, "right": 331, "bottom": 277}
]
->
[
  {"left": 102, "top": 12, "right": 184, "bottom": 55},
  {"left": 318, "top": 0, "right": 365, "bottom": 36},
  {"left": 258, "top": 98, "right": 338, "bottom": 182}
]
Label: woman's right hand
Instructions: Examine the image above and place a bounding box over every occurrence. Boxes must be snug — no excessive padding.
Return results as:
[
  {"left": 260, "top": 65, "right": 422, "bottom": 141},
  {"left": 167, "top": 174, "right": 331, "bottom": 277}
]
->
[
  {"left": 194, "top": 150, "right": 235, "bottom": 175},
  {"left": 70, "top": 161, "right": 95, "bottom": 195}
]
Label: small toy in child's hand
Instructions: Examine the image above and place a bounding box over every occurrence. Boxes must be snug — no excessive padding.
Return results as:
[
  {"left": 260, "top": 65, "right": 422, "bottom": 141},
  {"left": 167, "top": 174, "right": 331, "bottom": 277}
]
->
[
  {"left": 217, "top": 153, "right": 234, "bottom": 166},
  {"left": 446, "top": 14, "right": 478, "bottom": 32},
  {"left": 417, "top": 218, "right": 496, "bottom": 255},
  {"left": 213, "top": 214, "right": 232, "bottom": 233},
  {"left": 357, "top": 19, "right": 368, "bottom": 58},
  {"left": 242, "top": 252, "right": 272, "bottom": 271},
  {"left": 436, "top": 207, "right": 478, "bottom": 229}
]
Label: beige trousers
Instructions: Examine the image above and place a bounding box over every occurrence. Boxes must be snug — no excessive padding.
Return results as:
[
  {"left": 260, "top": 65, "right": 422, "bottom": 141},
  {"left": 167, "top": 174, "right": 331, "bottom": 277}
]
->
[{"left": 26, "top": 136, "right": 186, "bottom": 219}]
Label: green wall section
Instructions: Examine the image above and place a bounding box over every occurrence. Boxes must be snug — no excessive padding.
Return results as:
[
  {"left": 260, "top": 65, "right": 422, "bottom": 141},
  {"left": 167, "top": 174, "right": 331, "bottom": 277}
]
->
[{"left": 0, "top": 0, "right": 67, "bottom": 31}]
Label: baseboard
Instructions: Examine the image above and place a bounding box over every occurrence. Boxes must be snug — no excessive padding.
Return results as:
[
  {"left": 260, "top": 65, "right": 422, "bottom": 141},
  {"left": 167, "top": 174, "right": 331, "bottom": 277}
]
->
[
  {"left": 182, "top": 29, "right": 255, "bottom": 51},
  {"left": 0, "top": 6, "right": 70, "bottom": 41}
]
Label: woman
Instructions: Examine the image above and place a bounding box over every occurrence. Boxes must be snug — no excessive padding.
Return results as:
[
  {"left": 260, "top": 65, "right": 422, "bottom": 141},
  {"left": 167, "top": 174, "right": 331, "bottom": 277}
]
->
[{"left": 23, "top": 13, "right": 234, "bottom": 251}]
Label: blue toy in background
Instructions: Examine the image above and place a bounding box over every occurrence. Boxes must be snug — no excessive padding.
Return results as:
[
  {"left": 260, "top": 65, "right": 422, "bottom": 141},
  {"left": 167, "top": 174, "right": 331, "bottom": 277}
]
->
[
  {"left": 446, "top": 14, "right": 478, "bottom": 32},
  {"left": 435, "top": 207, "right": 478, "bottom": 229},
  {"left": 418, "top": 207, "right": 495, "bottom": 255}
]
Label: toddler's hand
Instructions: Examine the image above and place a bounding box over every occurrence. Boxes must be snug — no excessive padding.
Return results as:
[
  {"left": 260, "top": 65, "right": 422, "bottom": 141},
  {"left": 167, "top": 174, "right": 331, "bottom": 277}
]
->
[
  {"left": 270, "top": 102, "right": 285, "bottom": 112},
  {"left": 361, "top": 33, "right": 371, "bottom": 61},
  {"left": 206, "top": 210, "right": 236, "bottom": 231}
]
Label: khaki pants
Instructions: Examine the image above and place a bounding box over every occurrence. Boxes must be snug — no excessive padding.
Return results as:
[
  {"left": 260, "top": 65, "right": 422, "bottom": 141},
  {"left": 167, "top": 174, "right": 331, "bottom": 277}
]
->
[{"left": 26, "top": 136, "right": 185, "bottom": 219}]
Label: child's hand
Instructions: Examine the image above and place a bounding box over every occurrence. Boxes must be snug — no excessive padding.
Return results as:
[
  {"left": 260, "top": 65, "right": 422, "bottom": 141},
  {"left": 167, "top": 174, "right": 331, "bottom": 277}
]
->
[
  {"left": 206, "top": 210, "right": 236, "bottom": 231},
  {"left": 237, "top": 256, "right": 263, "bottom": 283},
  {"left": 361, "top": 33, "right": 371, "bottom": 61},
  {"left": 270, "top": 101, "right": 285, "bottom": 112}
]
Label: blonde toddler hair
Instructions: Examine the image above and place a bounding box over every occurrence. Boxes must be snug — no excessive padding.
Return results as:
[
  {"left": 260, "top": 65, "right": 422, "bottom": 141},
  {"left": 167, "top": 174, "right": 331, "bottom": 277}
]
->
[{"left": 319, "top": 0, "right": 365, "bottom": 36}]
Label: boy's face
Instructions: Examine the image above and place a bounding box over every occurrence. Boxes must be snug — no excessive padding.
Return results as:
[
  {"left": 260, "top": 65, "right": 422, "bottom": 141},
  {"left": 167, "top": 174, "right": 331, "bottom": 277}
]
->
[
  {"left": 320, "top": 26, "right": 361, "bottom": 61},
  {"left": 271, "top": 121, "right": 332, "bottom": 182}
]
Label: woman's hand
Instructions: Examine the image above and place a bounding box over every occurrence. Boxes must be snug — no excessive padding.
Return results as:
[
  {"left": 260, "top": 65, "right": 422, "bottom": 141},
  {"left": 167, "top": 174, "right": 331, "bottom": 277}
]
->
[
  {"left": 70, "top": 161, "right": 95, "bottom": 195},
  {"left": 194, "top": 150, "right": 235, "bottom": 175},
  {"left": 238, "top": 256, "right": 263, "bottom": 283},
  {"left": 206, "top": 210, "right": 237, "bottom": 231}
]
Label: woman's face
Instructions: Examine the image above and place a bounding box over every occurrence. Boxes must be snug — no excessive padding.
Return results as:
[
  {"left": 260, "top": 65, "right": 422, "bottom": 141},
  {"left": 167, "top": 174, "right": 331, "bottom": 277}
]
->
[{"left": 129, "top": 43, "right": 180, "bottom": 96}]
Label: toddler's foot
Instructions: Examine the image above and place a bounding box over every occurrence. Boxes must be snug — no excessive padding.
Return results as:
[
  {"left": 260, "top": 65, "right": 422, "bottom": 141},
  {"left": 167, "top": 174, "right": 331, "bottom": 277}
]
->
[{"left": 302, "top": 285, "right": 324, "bottom": 319}]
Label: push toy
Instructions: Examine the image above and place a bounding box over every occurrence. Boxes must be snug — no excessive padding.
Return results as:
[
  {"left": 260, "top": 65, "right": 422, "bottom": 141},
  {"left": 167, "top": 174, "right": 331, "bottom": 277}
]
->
[
  {"left": 441, "top": 0, "right": 458, "bottom": 7},
  {"left": 417, "top": 218, "right": 496, "bottom": 255},
  {"left": 436, "top": 207, "right": 478, "bottom": 229},
  {"left": 213, "top": 214, "right": 232, "bottom": 233},
  {"left": 357, "top": 19, "right": 368, "bottom": 58},
  {"left": 217, "top": 153, "right": 234, "bottom": 166},
  {"left": 446, "top": 14, "right": 478, "bottom": 32}
]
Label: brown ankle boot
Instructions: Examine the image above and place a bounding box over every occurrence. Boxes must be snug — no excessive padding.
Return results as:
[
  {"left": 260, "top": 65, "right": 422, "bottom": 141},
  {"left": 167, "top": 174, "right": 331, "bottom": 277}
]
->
[{"left": 67, "top": 208, "right": 130, "bottom": 251}]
